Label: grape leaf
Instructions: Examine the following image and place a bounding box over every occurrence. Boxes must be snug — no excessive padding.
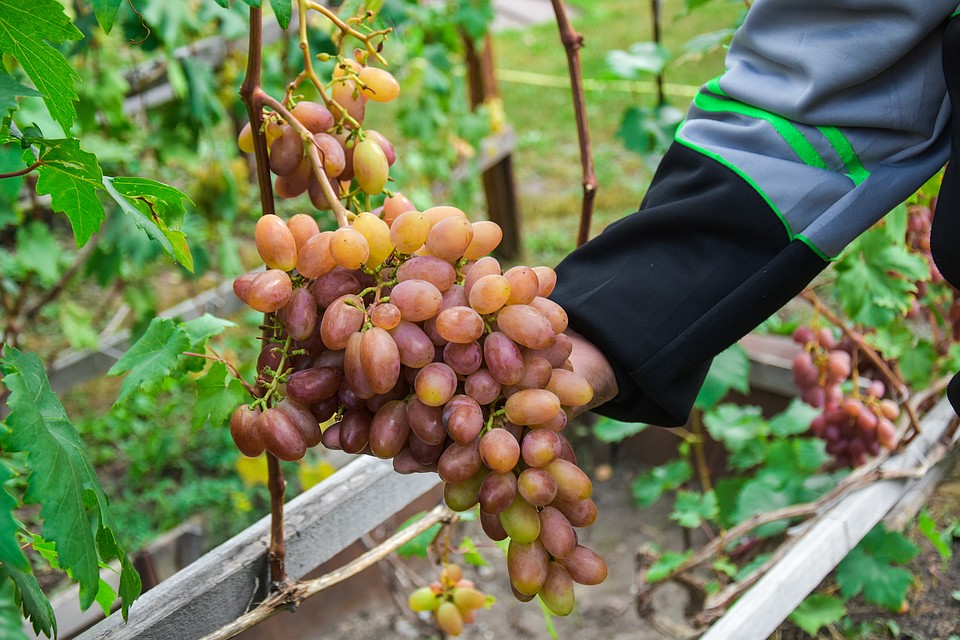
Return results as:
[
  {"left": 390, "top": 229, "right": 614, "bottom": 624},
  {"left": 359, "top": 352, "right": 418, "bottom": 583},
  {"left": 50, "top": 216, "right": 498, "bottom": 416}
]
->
[
  {"left": 695, "top": 344, "right": 750, "bottom": 410},
  {"left": 670, "top": 490, "right": 718, "bottom": 528},
  {"left": 0, "top": 72, "right": 41, "bottom": 116},
  {"left": 5, "top": 563, "right": 55, "bottom": 637},
  {"left": 646, "top": 550, "right": 692, "bottom": 583},
  {"left": 181, "top": 314, "right": 234, "bottom": 349},
  {"left": 15, "top": 221, "right": 62, "bottom": 287},
  {"left": 108, "top": 317, "right": 192, "bottom": 402},
  {"left": 631, "top": 459, "right": 692, "bottom": 507},
  {"left": 916, "top": 509, "right": 952, "bottom": 560},
  {"left": 396, "top": 512, "right": 442, "bottom": 559},
  {"left": 0, "top": 0, "right": 83, "bottom": 131},
  {"left": 606, "top": 42, "right": 670, "bottom": 79},
  {"left": 0, "top": 463, "right": 28, "bottom": 573},
  {"left": 0, "top": 574, "right": 31, "bottom": 640},
  {"left": 836, "top": 525, "right": 919, "bottom": 611},
  {"left": 34, "top": 139, "right": 105, "bottom": 247},
  {"left": 592, "top": 417, "right": 649, "bottom": 443},
  {"left": 788, "top": 594, "right": 847, "bottom": 635},
  {"left": 269, "top": 0, "right": 292, "bottom": 29},
  {"left": 59, "top": 301, "right": 100, "bottom": 351},
  {"left": 704, "top": 404, "right": 767, "bottom": 469},
  {"left": 102, "top": 175, "right": 194, "bottom": 272},
  {"left": 91, "top": 0, "right": 124, "bottom": 33},
  {"left": 0, "top": 347, "right": 141, "bottom": 617},
  {"left": 768, "top": 398, "right": 821, "bottom": 438},
  {"left": 193, "top": 361, "right": 246, "bottom": 430}
]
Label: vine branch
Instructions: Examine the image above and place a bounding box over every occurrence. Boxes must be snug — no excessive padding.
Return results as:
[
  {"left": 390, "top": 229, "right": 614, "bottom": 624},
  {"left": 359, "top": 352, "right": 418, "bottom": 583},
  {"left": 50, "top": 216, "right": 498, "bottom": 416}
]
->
[
  {"left": 0, "top": 159, "right": 41, "bottom": 180},
  {"left": 198, "top": 504, "right": 457, "bottom": 640},
  {"left": 550, "top": 0, "right": 596, "bottom": 248}
]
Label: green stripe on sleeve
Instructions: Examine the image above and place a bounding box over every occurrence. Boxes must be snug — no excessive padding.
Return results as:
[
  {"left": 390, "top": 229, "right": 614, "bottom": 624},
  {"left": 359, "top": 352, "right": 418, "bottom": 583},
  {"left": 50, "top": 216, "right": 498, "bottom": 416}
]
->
[
  {"left": 696, "top": 79, "right": 829, "bottom": 170},
  {"left": 817, "top": 125, "right": 870, "bottom": 185}
]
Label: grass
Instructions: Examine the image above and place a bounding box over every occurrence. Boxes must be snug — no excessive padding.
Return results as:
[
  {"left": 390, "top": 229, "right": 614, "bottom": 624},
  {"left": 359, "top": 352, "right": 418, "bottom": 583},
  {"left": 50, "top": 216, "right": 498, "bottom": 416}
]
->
[{"left": 490, "top": 0, "right": 742, "bottom": 265}]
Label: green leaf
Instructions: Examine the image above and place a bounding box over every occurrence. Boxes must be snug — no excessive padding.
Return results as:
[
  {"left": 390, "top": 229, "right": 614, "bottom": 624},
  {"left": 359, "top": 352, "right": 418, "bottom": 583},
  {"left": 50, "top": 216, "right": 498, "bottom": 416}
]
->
[
  {"left": 192, "top": 361, "right": 246, "bottom": 430},
  {"left": 703, "top": 404, "right": 767, "bottom": 468},
  {"left": 0, "top": 72, "right": 41, "bottom": 116},
  {"left": 0, "top": 574, "right": 31, "bottom": 640},
  {"left": 734, "top": 552, "right": 771, "bottom": 582},
  {"left": 592, "top": 417, "right": 649, "bottom": 443},
  {"left": 0, "top": 0, "right": 83, "bottom": 131},
  {"left": 646, "top": 550, "right": 692, "bottom": 583},
  {"left": 670, "top": 490, "right": 718, "bottom": 529},
  {"left": 34, "top": 139, "right": 105, "bottom": 247},
  {"left": 108, "top": 317, "right": 192, "bottom": 402},
  {"left": 0, "top": 463, "right": 28, "bottom": 573},
  {"left": 0, "top": 347, "right": 141, "bottom": 617},
  {"left": 181, "top": 314, "right": 234, "bottom": 349},
  {"left": 768, "top": 398, "right": 821, "bottom": 438},
  {"left": 836, "top": 525, "right": 919, "bottom": 611},
  {"left": 898, "top": 340, "right": 937, "bottom": 389},
  {"left": 15, "top": 221, "right": 62, "bottom": 287},
  {"left": 711, "top": 557, "right": 737, "bottom": 577},
  {"left": 695, "top": 344, "right": 750, "bottom": 410},
  {"left": 5, "top": 564, "right": 55, "bottom": 637},
  {"left": 102, "top": 176, "right": 194, "bottom": 272},
  {"left": 630, "top": 459, "right": 692, "bottom": 507},
  {"left": 788, "top": 594, "right": 847, "bottom": 636},
  {"left": 616, "top": 103, "right": 683, "bottom": 157},
  {"left": 59, "top": 301, "right": 100, "bottom": 351},
  {"left": 91, "top": 0, "right": 124, "bottom": 33},
  {"left": 395, "top": 512, "right": 442, "bottom": 559},
  {"left": 459, "top": 536, "right": 488, "bottom": 568},
  {"left": 269, "top": 0, "right": 292, "bottom": 28},
  {"left": 916, "top": 509, "right": 952, "bottom": 560},
  {"left": 733, "top": 474, "right": 792, "bottom": 538},
  {"left": 606, "top": 42, "right": 670, "bottom": 79}
]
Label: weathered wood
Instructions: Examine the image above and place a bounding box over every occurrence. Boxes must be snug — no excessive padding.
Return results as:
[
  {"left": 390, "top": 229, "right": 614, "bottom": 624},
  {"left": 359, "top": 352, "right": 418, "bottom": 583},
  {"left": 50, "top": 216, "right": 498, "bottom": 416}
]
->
[
  {"left": 74, "top": 458, "right": 439, "bottom": 640},
  {"left": 701, "top": 398, "right": 957, "bottom": 640},
  {"left": 464, "top": 33, "right": 521, "bottom": 260}
]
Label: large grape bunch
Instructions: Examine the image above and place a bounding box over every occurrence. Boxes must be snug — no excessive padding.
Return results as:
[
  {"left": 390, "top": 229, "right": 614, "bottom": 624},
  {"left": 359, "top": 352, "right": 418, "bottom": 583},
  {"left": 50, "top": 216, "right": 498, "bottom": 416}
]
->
[
  {"left": 791, "top": 326, "right": 899, "bottom": 467},
  {"left": 230, "top": 205, "right": 607, "bottom": 618}
]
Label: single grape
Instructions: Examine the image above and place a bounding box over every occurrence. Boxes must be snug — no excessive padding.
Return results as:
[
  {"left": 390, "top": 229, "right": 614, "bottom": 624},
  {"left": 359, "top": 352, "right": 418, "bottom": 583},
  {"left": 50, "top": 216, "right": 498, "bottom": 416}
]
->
[
  {"left": 309, "top": 268, "right": 361, "bottom": 308},
  {"left": 389, "top": 320, "right": 437, "bottom": 368},
  {"left": 546, "top": 458, "right": 593, "bottom": 502},
  {"left": 360, "top": 327, "right": 401, "bottom": 394},
  {"left": 468, "top": 274, "right": 512, "bottom": 315},
  {"left": 438, "top": 439, "right": 484, "bottom": 484},
  {"left": 496, "top": 304, "right": 555, "bottom": 350},
  {"left": 237, "top": 122, "right": 254, "bottom": 153},
  {"left": 500, "top": 493, "right": 541, "bottom": 543},
  {"left": 257, "top": 408, "right": 307, "bottom": 461},
  {"left": 505, "top": 389, "right": 562, "bottom": 426},
  {"left": 291, "top": 101, "right": 334, "bottom": 133},
  {"left": 436, "top": 306, "right": 485, "bottom": 344},
  {"left": 320, "top": 294, "right": 365, "bottom": 350},
  {"left": 383, "top": 193, "right": 416, "bottom": 225},
  {"left": 443, "top": 341, "right": 483, "bottom": 376},
  {"left": 408, "top": 587, "right": 441, "bottom": 613},
  {"left": 479, "top": 471, "right": 517, "bottom": 515},
  {"left": 255, "top": 214, "right": 298, "bottom": 271},
  {"left": 533, "top": 266, "right": 557, "bottom": 297},
  {"left": 275, "top": 157, "right": 312, "bottom": 198},
  {"left": 503, "top": 266, "right": 539, "bottom": 305},
  {"left": 479, "top": 428, "right": 521, "bottom": 474},
  {"left": 275, "top": 398, "right": 322, "bottom": 448},
  {"left": 397, "top": 256, "right": 457, "bottom": 291},
  {"left": 358, "top": 67, "right": 400, "bottom": 102},
  {"left": 463, "top": 220, "right": 503, "bottom": 260},
  {"left": 415, "top": 362, "right": 458, "bottom": 407},
  {"left": 370, "top": 303, "right": 401, "bottom": 330},
  {"left": 312, "top": 132, "right": 347, "bottom": 177},
  {"left": 353, "top": 138, "right": 389, "bottom": 195},
  {"left": 546, "top": 369, "right": 594, "bottom": 408},
  {"left": 286, "top": 214, "right": 320, "bottom": 251},
  {"left": 247, "top": 269, "right": 293, "bottom": 313},
  {"left": 339, "top": 408, "right": 373, "bottom": 454},
  {"left": 390, "top": 210, "right": 430, "bottom": 254},
  {"left": 331, "top": 79, "right": 366, "bottom": 124},
  {"left": 464, "top": 368, "right": 502, "bottom": 405},
  {"left": 269, "top": 126, "right": 304, "bottom": 176},
  {"left": 560, "top": 545, "right": 608, "bottom": 585},
  {"left": 368, "top": 400, "right": 410, "bottom": 459},
  {"left": 522, "top": 429, "right": 562, "bottom": 467},
  {"left": 463, "top": 256, "right": 502, "bottom": 299},
  {"left": 517, "top": 467, "right": 558, "bottom": 506},
  {"left": 285, "top": 366, "right": 342, "bottom": 405},
  {"left": 425, "top": 215, "right": 474, "bottom": 262},
  {"left": 538, "top": 506, "right": 578, "bottom": 559},
  {"left": 352, "top": 212, "right": 394, "bottom": 266},
  {"left": 435, "top": 601, "right": 463, "bottom": 637},
  {"left": 443, "top": 396, "right": 484, "bottom": 444},
  {"left": 297, "top": 231, "right": 336, "bottom": 279},
  {"left": 330, "top": 227, "right": 370, "bottom": 270},
  {"left": 365, "top": 130, "right": 396, "bottom": 166},
  {"left": 391, "top": 279, "right": 443, "bottom": 322},
  {"left": 539, "top": 562, "right": 576, "bottom": 616},
  {"left": 230, "top": 405, "right": 264, "bottom": 457},
  {"left": 507, "top": 538, "right": 549, "bottom": 595}
]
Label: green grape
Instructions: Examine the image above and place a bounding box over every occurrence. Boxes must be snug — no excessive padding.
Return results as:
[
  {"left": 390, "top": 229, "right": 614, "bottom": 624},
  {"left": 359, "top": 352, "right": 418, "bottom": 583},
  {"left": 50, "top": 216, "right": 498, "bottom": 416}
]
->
[
  {"left": 538, "top": 562, "right": 575, "bottom": 616},
  {"left": 499, "top": 493, "right": 541, "bottom": 543},
  {"left": 353, "top": 138, "right": 389, "bottom": 195},
  {"left": 408, "top": 586, "right": 441, "bottom": 613}
]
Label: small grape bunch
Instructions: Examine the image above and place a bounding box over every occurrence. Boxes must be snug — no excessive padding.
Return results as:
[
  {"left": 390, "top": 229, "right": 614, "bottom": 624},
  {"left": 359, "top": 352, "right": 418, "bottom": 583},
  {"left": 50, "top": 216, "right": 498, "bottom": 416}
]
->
[
  {"left": 230, "top": 201, "right": 608, "bottom": 608},
  {"left": 790, "top": 326, "right": 850, "bottom": 408},
  {"left": 408, "top": 563, "right": 492, "bottom": 637},
  {"left": 809, "top": 380, "right": 900, "bottom": 467},
  {"left": 236, "top": 56, "right": 401, "bottom": 208}
]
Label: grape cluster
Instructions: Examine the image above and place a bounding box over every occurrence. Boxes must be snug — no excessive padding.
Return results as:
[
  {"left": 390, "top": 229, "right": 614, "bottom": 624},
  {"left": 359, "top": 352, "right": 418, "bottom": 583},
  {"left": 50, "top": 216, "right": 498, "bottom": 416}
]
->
[
  {"left": 237, "top": 58, "right": 400, "bottom": 207},
  {"left": 408, "top": 563, "right": 491, "bottom": 637},
  {"left": 231, "top": 204, "right": 607, "bottom": 614},
  {"left": 791, "top": 326, "right": 899, "bottom": 467}
]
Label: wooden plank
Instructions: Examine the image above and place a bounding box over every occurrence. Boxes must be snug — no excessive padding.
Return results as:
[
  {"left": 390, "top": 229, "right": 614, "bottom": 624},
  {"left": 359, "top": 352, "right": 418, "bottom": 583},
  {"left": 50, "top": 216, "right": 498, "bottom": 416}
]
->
[
  {"left": 701, "top": 398, "right": 957, "bottom": 640},
  {"left": 74, "top": 457, "right": 439, "bottom": 640}
]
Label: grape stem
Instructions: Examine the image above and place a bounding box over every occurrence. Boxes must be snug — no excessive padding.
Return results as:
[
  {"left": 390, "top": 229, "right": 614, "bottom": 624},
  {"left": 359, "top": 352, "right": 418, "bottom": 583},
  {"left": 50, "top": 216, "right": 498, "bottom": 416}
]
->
[
  {"left": 183, "top": 350, "right": 257, "bottom": 397},
  {"left": 304, "top": 1, "right": 391, "bottom": 66},
  {"left": 0, "top": 159, "right": 42, "bottom": 180},
  {"left": 550, "top": 0, "right": 597, "bottom": 248},
  {"left": 197, "top": 504, "right": 458, "bottom": 640},
  {"left": 253, "top": 91, "right": 351, "bottom": 228},
  {"left": 239, "top": 6, "right": 275, "bottom": 217}
]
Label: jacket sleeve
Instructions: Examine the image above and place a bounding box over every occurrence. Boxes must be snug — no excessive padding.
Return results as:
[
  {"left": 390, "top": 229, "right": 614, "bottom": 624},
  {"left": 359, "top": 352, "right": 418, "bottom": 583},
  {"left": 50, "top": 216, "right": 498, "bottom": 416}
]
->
[{"left": 550, "top": 1, "right": 959, "bottom": 425}]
